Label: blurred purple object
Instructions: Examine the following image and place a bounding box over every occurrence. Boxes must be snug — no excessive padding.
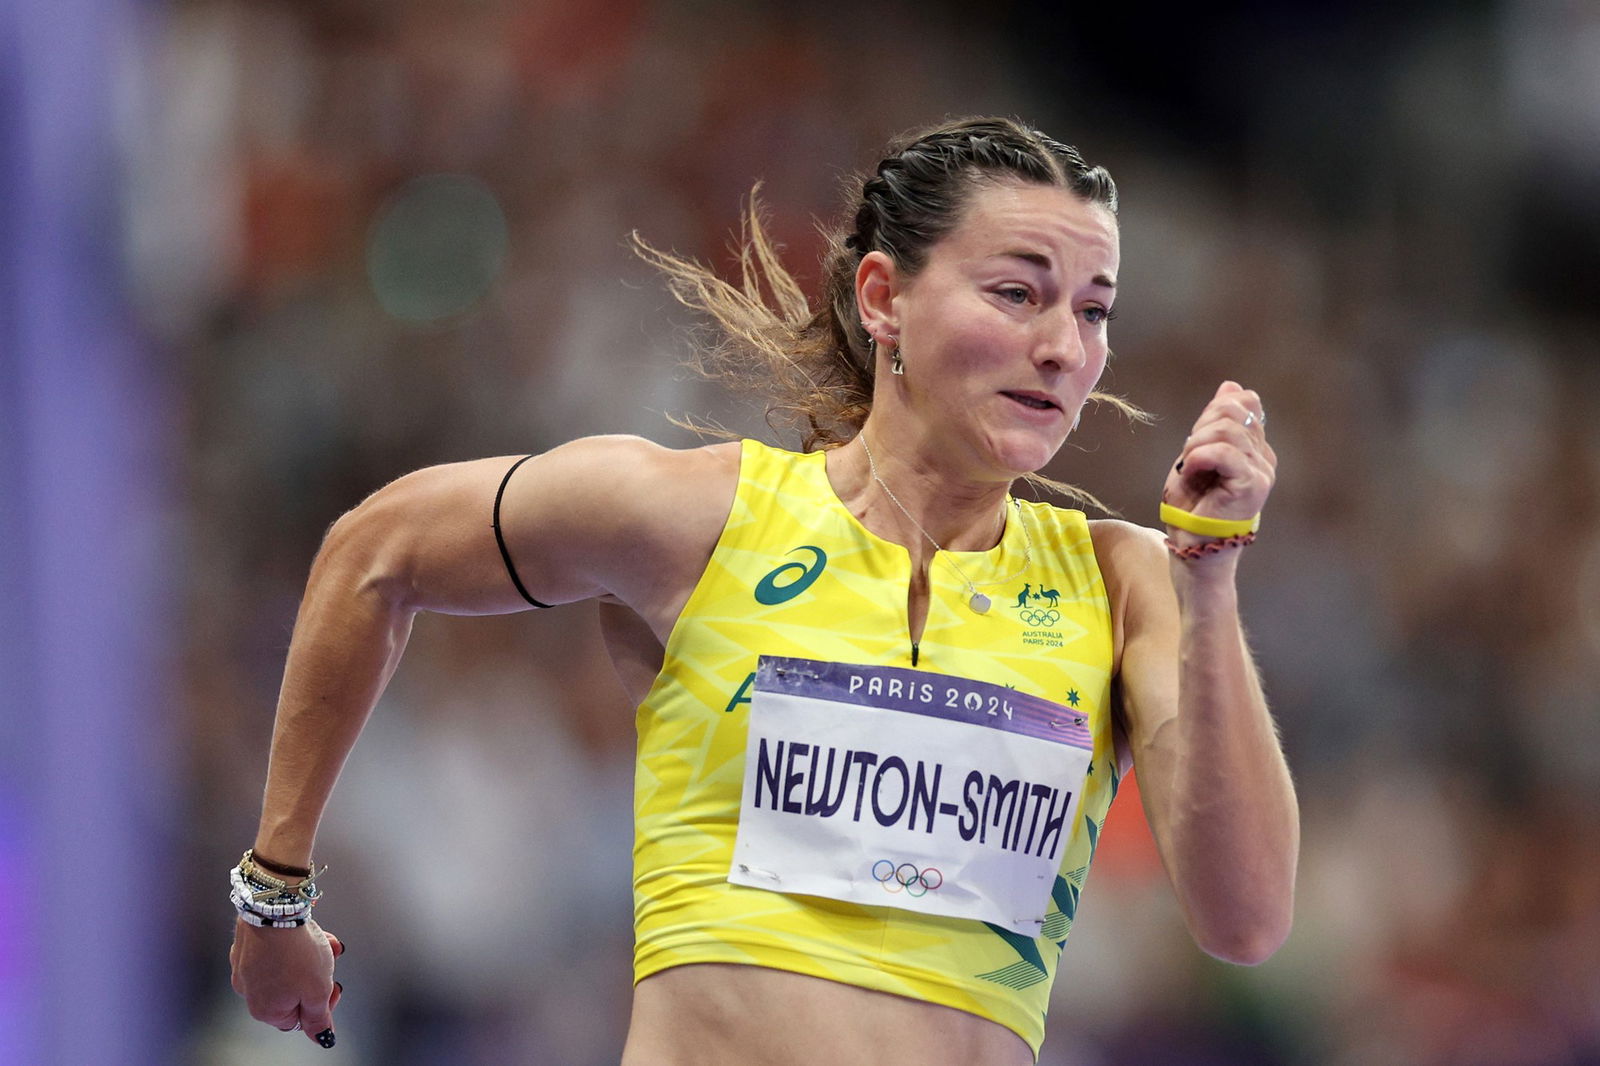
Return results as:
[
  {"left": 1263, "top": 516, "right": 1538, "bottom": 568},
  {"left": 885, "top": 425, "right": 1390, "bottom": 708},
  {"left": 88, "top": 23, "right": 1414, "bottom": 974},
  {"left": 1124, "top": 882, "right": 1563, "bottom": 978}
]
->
[{"left": 0, "top": 0, "right": 177, "bottom": 1062}]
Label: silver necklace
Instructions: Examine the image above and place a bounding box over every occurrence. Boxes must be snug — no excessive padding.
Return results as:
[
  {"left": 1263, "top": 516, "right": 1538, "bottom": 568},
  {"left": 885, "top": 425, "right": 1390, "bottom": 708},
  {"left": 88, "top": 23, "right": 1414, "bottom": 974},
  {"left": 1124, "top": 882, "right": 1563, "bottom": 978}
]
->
[{"left": 858, "top": 434, "right": 1033, "bottom": 615}]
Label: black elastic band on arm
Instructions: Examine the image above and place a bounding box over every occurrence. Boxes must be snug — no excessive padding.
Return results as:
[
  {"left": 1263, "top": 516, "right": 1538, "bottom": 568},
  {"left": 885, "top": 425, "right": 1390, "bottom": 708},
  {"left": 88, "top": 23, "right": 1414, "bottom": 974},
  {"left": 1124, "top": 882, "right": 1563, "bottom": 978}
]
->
[{"left": 492, "top": 454, "right": 553, "bottom": 609}]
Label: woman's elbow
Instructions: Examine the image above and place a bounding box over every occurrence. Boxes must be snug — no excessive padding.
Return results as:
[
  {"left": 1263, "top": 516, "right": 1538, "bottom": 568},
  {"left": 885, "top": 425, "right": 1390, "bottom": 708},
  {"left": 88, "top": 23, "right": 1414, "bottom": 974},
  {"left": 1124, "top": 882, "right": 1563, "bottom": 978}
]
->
[
  {"left": 1194, "top": 913, "right": 1292, "bottom": 966},
  {"left": 315, "top": 496, "right": 414, "bottom": 606}
]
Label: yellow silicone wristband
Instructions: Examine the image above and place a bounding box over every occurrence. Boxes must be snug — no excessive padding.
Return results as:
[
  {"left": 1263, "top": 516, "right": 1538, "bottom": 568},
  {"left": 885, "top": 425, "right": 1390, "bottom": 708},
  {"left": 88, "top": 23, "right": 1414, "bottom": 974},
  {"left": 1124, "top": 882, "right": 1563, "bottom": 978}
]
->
[{"left": 1159, "top": 502, "right": 1261, "bottom": 538}]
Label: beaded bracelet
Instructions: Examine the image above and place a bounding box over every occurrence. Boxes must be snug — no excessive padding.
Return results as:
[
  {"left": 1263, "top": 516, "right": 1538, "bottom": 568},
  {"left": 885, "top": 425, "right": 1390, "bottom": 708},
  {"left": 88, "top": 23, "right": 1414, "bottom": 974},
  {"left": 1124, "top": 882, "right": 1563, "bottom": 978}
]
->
[
  {"left": 232, "top": 898, "right": 313, "bottom": 927},
  {"left": 230, "top": 874, "right": 312, "bottom": 917},
  {"left": 1165, "top": 532, "right": 1257, "bottom": 559},
  {"left": 230, "top": 849, "right": 324, "bottom": 927},
  {"left": 230, "top": 869, "right": 316, "bottom": 923},
  {"left": 233, "top": 902, "right": 308, "bottom": 921}
]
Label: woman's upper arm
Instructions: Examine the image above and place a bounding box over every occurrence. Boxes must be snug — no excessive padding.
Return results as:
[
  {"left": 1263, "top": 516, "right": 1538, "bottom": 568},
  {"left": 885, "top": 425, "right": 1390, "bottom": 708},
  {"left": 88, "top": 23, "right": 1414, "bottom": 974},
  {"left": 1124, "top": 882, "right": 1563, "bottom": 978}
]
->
[
  {"left": 330, "top": 436, "right": 738, "bottom": 619},
  {"left": 1093, "top": 520, "right": 1181, "bottom": 776}
]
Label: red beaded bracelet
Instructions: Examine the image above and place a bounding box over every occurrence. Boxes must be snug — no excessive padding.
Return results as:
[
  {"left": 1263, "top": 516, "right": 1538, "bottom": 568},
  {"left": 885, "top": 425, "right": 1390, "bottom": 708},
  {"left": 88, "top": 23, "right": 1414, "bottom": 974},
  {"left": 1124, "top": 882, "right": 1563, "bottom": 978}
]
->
[{"left": 1165, "top": 531, "right": 1257, "bottom": 560}]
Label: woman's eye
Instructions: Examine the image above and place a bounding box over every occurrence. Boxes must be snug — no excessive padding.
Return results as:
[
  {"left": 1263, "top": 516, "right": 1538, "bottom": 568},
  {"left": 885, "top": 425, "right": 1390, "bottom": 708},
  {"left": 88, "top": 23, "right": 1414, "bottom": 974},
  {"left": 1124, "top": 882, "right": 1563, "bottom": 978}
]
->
[
  {"left": 1082, "top": 306, "right": 1117, "bottom": 325},
  {"left": 997, "top": 287, "right": 1031, "bottom": 305}
]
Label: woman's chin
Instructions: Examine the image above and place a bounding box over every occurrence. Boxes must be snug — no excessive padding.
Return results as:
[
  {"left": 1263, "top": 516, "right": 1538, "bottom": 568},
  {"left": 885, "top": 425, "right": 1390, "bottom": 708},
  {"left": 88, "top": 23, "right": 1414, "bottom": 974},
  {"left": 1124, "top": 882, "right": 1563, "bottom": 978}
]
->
[{"left": 987, "top": 433, "right": 1064, "bottom": 479}]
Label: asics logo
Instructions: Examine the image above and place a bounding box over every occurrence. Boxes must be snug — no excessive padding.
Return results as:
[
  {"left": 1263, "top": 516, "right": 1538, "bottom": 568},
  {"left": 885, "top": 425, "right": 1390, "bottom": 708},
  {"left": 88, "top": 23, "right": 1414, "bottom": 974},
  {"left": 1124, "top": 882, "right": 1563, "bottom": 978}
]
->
[{"left": 754, "top": 546, "right": 827, "bottom": 605}]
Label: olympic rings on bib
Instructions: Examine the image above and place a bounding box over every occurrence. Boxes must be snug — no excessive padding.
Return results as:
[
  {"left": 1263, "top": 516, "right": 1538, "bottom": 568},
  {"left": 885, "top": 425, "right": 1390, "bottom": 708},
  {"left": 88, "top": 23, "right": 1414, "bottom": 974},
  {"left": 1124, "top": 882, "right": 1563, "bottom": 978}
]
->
[
  {"left": 872, "top": 859, "right": 943, "bottom": 898},
  {"left": 1019, "top": 608, "right": 1061, "bottom": 628}
]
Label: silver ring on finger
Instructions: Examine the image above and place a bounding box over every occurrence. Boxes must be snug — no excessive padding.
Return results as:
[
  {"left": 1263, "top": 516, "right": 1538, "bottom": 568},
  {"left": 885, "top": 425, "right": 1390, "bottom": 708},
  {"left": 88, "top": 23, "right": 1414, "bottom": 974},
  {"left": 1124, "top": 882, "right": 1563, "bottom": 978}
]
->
[{"left": 1243, "top": 413, "right": 1255, "bottom": 427}]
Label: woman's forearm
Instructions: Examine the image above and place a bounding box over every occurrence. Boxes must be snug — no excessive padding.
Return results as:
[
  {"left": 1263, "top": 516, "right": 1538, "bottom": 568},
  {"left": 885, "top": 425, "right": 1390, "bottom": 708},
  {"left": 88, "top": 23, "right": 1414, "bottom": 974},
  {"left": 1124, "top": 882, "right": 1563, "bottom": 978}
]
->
[
  {"left": 251, "top": 508, "right": 418, "bottom": 866},
  {"left": 1162, "top": 556, "right": 1299, "bottom": 963}
]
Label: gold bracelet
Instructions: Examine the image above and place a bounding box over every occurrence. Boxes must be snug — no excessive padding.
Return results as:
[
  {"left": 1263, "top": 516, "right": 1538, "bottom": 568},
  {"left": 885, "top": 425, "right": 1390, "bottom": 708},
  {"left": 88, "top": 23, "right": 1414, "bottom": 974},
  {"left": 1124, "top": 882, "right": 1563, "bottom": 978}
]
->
[{"left": 1159, "top": 502, "right": 1261, "bottom": 539}]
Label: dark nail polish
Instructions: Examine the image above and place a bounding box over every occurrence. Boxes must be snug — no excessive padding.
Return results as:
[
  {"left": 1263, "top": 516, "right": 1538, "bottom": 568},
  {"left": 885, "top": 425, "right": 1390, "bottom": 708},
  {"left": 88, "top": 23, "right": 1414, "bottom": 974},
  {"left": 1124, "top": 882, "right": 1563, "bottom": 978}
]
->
[{"left": 316, "top": 1029, "right": 336, "bottom": 1049}]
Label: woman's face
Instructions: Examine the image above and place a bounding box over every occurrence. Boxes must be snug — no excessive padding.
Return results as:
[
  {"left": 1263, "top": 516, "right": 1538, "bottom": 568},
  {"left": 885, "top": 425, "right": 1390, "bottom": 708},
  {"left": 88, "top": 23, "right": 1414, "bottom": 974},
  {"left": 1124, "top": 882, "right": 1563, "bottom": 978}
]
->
[{"left": 880, "top": 180, "right": 1120, "bottom": 481}]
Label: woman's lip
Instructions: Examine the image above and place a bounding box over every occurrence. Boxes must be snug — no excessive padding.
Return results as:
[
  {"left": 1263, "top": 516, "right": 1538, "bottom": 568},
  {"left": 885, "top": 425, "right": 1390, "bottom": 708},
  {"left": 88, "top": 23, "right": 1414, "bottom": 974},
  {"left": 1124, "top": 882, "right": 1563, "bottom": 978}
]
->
[{"left": 1001, "top": 390, "right": 1061, "bottom": 411}]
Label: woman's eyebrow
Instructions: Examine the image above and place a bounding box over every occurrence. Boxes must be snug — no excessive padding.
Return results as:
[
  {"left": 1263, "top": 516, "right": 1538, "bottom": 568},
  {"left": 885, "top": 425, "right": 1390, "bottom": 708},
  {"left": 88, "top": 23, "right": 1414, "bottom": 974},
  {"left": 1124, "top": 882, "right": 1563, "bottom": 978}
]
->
[
  {"left": 993, "top": 249, "right": 1052, "bottom": 270},
  {"left": 990, "top": 251, "right": 1117, "bottom": 290}
]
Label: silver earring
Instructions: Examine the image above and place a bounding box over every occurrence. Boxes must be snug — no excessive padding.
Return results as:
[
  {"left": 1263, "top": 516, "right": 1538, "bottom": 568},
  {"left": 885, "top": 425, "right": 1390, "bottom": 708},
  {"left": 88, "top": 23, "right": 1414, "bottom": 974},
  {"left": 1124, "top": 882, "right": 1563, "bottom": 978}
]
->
[
  {"left": 870, "top": 334, "right": 905, "bottom": 376},
  {"left": 883, "top": 334, "right": 904, "bottom": 376}
]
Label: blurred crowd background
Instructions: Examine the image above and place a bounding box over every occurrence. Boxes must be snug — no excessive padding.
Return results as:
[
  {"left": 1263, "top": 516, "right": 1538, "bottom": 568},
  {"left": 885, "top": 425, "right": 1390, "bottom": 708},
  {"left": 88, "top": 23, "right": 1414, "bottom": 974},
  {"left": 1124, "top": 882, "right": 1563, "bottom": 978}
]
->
[{"left": 4, "top": 0, "right": 1599, "bottom": 1063}]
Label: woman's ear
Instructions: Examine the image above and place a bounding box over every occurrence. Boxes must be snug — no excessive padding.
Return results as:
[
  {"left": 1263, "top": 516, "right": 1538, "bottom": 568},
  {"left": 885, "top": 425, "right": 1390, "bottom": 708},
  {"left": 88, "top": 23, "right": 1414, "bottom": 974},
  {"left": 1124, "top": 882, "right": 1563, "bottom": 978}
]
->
[{"left": 855, "top": 250, "right": 899, "bottom": 340}]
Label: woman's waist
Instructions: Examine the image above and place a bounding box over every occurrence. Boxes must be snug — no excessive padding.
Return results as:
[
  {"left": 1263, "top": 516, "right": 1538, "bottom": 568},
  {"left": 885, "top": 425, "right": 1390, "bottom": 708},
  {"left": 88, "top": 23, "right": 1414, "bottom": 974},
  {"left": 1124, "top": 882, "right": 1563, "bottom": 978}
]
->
[
  {"left": 624, "top": 961, "right": 1034, "bottom": 1066},
  {"left": 630, "top": 875, "right": 1059, "bottom": 1058}
]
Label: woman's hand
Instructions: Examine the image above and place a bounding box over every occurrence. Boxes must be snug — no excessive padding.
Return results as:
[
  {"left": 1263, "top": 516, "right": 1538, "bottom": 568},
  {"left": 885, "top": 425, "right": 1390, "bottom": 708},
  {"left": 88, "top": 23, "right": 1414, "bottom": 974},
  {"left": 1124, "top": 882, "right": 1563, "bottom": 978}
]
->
[
  {"left": 1161, "top": 381, "right": 1276, "bottom": 540},
  {"left": 230, "top": 918, "right": 345, "bottom": 1047}
]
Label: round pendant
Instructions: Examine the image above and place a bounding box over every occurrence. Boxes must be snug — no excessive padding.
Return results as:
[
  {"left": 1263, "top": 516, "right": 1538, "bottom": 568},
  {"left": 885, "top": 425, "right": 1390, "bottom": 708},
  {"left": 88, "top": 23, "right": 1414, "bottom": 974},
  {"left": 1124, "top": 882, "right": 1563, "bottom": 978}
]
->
[{"left": 969, "top": 592, "right": 991, "bottom": 614}]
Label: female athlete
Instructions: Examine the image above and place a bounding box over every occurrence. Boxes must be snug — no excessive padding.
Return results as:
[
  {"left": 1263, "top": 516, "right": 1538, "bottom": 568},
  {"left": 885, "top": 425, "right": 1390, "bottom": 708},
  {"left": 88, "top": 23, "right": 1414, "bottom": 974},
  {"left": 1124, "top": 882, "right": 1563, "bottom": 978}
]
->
[{"left": 228, "top": 116, "right": 1298, "bottom": 1063}]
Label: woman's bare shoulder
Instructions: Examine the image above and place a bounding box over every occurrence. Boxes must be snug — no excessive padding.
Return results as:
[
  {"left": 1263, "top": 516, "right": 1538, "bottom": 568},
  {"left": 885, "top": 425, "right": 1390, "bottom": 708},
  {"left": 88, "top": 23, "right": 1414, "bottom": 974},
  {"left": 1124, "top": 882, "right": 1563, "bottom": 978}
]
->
[
  {"left": 545, "top": 434, "right": 741, "bottom": 527},
  {"left": 1086, "top": 518, "right": 1171, "bottom": 682},
  {"left": 543, "top": 433, "right": 739, "bottom": 471},
  {"left": 1087, "top": 518, "right": 1166, "bottom": 591},
  {"left": 510, "top": 435, "right": 743, "bottom": 616}
]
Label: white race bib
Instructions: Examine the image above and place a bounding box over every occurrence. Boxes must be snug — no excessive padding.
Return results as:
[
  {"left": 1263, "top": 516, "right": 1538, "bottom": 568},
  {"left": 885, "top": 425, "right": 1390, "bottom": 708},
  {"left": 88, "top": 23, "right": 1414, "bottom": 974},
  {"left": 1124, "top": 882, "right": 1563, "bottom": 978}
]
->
[{"left": 728, "top": 656, "right": 1093, "bottom": 934}]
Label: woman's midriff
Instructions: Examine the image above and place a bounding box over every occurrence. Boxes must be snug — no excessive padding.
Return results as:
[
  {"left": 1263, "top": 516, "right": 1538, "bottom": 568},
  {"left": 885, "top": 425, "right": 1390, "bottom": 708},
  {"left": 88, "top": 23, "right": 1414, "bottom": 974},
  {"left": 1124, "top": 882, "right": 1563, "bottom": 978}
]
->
[{"left": 621, "top": 963, "right": 1035, "bottom": 1065}]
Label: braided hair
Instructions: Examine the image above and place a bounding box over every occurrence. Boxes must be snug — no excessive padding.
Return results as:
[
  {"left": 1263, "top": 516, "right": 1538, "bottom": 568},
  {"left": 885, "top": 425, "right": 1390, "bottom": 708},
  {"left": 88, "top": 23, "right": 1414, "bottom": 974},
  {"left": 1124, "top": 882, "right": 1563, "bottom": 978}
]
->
[{"left": 635, "top": 116, "right": 1134, "bottom": 474}]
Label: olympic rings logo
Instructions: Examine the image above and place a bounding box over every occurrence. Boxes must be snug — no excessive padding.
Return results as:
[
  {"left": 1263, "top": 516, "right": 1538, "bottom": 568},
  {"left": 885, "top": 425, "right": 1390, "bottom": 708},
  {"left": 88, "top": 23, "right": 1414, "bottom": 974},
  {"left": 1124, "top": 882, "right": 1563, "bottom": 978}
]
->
[
  {"left": 1019, "top": 608, "right": 1061, "bottom": 628},
  {"left": 871, "top": 859, "right": 943, "bottom": 898}
]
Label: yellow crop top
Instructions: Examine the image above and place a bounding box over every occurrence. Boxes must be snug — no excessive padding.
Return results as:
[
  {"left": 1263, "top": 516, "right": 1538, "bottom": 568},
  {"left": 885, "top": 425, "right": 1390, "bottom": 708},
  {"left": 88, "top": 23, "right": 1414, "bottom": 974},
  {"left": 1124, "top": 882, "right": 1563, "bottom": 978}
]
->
[{"left": 631, "top": 439, "right": 1119, "bottom": 1056}]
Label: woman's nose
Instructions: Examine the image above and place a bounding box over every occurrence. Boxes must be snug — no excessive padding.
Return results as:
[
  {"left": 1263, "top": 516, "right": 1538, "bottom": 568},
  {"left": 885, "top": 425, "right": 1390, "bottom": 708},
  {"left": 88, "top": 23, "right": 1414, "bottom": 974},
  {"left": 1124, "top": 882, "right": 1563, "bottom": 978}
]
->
[{"left": 1033, "top": 314, "right": 1086, "bottom": 372}]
